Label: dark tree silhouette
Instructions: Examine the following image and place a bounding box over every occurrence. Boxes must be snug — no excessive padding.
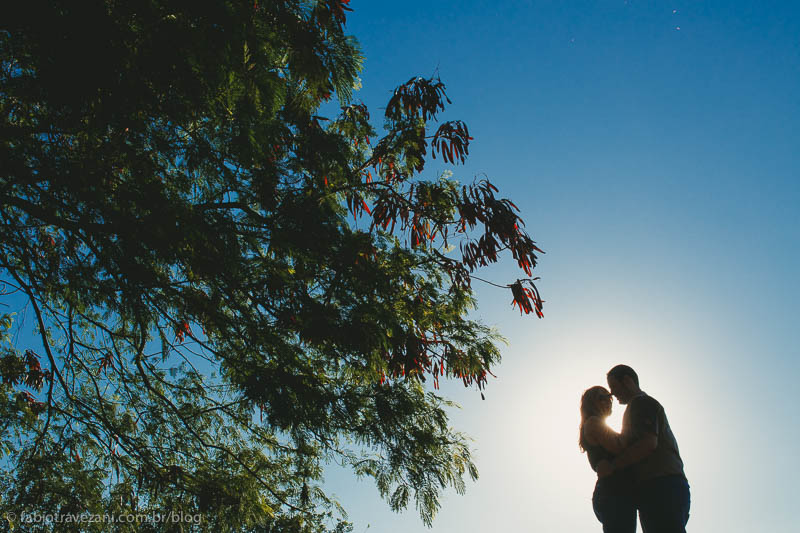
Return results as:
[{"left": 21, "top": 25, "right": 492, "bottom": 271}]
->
[{"left": 0, "top": 1, "right": 543, "bottom": 531}]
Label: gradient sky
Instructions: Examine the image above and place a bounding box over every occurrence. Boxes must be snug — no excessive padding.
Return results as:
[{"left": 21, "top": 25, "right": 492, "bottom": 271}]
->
[{"left": 322, "top": 1, "right": 800, "bottom": 532}]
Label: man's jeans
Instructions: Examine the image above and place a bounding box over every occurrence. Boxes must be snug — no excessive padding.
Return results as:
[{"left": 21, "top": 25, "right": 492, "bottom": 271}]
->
[{"left": 636, "top": 475, "right": 690, "bottom": 533}]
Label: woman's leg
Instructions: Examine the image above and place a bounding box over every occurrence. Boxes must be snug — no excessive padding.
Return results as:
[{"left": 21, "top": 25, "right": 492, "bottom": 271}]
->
[{"left": 594, "top": 483, "right": 637, "bottom": 533}]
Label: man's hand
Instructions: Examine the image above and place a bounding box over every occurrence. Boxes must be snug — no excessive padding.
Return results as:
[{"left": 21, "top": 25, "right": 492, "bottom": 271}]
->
[{"left": 596, "top": 459, "right": 614, "bottom": 478}]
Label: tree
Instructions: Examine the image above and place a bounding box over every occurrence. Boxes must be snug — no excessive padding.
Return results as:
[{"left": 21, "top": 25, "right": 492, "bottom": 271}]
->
[{"left": 0, "top": 1, "right": 544, "bottom": 531}]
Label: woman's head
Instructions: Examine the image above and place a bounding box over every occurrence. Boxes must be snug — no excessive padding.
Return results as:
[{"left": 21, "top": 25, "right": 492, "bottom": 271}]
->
[
  {"left": 581, "top": 385, "right": 613, "bottom": 419},
  {"left": 579, "top": 386, "right": 613, "bottom": 452}
]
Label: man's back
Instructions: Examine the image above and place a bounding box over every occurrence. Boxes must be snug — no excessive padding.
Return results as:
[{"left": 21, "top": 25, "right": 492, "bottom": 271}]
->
[{"left": 621, "top": 393, "right": 685, "bottom": 483}]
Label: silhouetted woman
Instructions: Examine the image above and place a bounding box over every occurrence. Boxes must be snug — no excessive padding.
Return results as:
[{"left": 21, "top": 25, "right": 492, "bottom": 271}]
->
[{"left": 579, "top": 386, "right": 636, "bottom": 533}]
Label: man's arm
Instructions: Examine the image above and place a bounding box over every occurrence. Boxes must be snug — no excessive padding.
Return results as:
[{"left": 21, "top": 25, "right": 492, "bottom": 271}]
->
[{"left": 596, "top": 433, "right": 658, "bottom": 477}]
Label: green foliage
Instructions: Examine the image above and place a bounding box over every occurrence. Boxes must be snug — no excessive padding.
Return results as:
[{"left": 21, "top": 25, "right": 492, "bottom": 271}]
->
[{"left": 0, "top": 1, "right": 543, "bottom": 531}]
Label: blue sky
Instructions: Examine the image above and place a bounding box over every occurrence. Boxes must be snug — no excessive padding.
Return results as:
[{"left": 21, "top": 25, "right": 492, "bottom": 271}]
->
[{"left": 322, "top": 1, "right": 800, "bottom": 531}]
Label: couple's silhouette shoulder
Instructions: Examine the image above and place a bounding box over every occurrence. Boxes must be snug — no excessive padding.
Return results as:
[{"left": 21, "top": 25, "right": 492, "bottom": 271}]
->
[{"left": 580, "top": 365, "right": 690, "bottom": 533}]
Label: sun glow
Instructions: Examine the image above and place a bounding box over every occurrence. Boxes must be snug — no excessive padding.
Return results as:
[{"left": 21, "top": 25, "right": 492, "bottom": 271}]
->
[{"left": 605, "top": 400, "right": 624, "bottom": 433}]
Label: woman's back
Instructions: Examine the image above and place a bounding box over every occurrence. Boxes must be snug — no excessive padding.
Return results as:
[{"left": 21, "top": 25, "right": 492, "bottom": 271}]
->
[{"left": 584, "top": 439, "right": 615, "bottom": 472}]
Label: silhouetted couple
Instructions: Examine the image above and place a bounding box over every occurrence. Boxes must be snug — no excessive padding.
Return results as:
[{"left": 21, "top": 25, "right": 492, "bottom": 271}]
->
[{"left": 580, "top": 365, "right": 690, "bottom": 533}]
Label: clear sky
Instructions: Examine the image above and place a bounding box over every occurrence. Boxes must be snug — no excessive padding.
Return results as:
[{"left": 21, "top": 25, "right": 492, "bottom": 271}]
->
[{"left": 322, "top": 1, "right": 800, "bottom": 531}]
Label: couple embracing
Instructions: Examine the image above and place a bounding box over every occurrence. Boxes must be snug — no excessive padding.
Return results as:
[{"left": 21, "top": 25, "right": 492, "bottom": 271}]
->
[{"left": 579, "top": 365, "right": 691, "bottom": 533}]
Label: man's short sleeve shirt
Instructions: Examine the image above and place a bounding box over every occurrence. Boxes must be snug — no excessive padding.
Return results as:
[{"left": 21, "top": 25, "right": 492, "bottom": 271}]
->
[{"left": 621, "top": 393, "right": 686, "bottom": 482}]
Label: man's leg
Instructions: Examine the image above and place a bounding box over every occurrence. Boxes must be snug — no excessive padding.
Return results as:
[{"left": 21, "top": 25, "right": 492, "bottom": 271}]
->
[{"left": 637, "top": 476, "right": 690, "bottom": 533}]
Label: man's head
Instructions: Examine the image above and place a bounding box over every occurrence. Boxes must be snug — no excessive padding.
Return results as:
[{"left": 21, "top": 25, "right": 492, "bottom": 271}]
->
[{"left": 606, "top": 364, "right": 641, "bottom": 404}]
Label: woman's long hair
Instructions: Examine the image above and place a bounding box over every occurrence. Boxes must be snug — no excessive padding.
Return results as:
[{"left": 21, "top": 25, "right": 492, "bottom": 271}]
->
[{"left": 579, "top": 386, "right": 611, "bottom": 452}]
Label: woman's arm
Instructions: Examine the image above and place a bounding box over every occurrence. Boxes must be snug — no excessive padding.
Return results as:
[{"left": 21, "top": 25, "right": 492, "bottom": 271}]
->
[{"left": 584, "top": 417, "right": 625, "bottom": 455}]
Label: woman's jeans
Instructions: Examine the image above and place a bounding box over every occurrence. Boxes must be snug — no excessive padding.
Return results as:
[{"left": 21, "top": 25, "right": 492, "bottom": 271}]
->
[{"left": 593, "top": 476, "right": 637, "bottom": 533}]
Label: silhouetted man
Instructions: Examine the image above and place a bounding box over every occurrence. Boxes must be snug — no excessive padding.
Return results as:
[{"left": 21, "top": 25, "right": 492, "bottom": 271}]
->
[{"left": 597, "top": 365, "right": 690, "bottom": 533}]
